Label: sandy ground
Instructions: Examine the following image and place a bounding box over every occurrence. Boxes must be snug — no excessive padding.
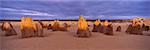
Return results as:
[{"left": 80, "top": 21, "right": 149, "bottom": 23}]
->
[{"left": 0, "top": 21, "right": 150, "bottom": 50}]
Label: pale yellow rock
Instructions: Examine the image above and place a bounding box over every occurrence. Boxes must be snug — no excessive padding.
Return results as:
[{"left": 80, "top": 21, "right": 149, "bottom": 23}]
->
[
  {"left": 21, "top": 17, "right": 36, "bottom": 30},
  {"left": 21, "top": 17, "right": 26, "bottom": 30},
  {"left": 132, "top": 18, "right": 141, "bottom": 26},
  {"left": 104, "top": 20, "right": 109, "bottom": 26},
  {"left": 78, "top": 15, "right": 88, "bottom": 30},
  {"left": 51, "top": 20, "right": 60, "bottom": 31},
  {"left": 94, "top": 19, "right": 101, "bottom": 26},
  {"left": 3, "top": 22, "right": 11, "bottom": 30},
  {"left": 52, "top": 20, "right": 60, "bottom": 28}
]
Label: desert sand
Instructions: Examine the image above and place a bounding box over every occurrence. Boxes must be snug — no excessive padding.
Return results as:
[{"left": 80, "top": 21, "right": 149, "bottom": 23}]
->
[{"left": 0, "top": 21, "right": 150, "bottom": 50}]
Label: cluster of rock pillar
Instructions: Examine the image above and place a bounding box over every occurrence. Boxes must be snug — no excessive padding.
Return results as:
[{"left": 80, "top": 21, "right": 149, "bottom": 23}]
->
[
  {"left": 126, "top": 18, "right": 145, "bottom": 35},
  {"left": 92, "top": 19, "right": 113, "bottom": 35},
  {"left": 0, "top": 16, "right": 149, "bottom": 38},
  {"left": 51, "top": 20, "right": 70, "bottom": 31},
  {"left": 21, "top": 17, "right": 43, "bottom": 38}
]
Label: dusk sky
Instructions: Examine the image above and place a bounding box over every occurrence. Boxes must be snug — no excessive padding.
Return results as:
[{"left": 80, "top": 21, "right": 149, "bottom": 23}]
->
[{"left": 0, "top": 0, "right": 150, "bottom": 20}]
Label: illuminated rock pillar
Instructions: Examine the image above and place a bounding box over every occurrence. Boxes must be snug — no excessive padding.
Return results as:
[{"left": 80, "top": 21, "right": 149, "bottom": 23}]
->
[{"left": 77, "top": 15, "right": 91, "bottom": 37}]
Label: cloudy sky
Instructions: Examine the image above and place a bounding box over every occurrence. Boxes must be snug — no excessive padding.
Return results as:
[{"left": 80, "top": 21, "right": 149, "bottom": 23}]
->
[{"left": 0, "top": 0, "right": 150, "bottom": 20}]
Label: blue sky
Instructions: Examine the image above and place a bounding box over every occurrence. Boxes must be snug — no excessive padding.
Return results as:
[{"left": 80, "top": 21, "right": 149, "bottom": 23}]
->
[{"left": 0, "top": 0, "right": 150, "bottom": 20}]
